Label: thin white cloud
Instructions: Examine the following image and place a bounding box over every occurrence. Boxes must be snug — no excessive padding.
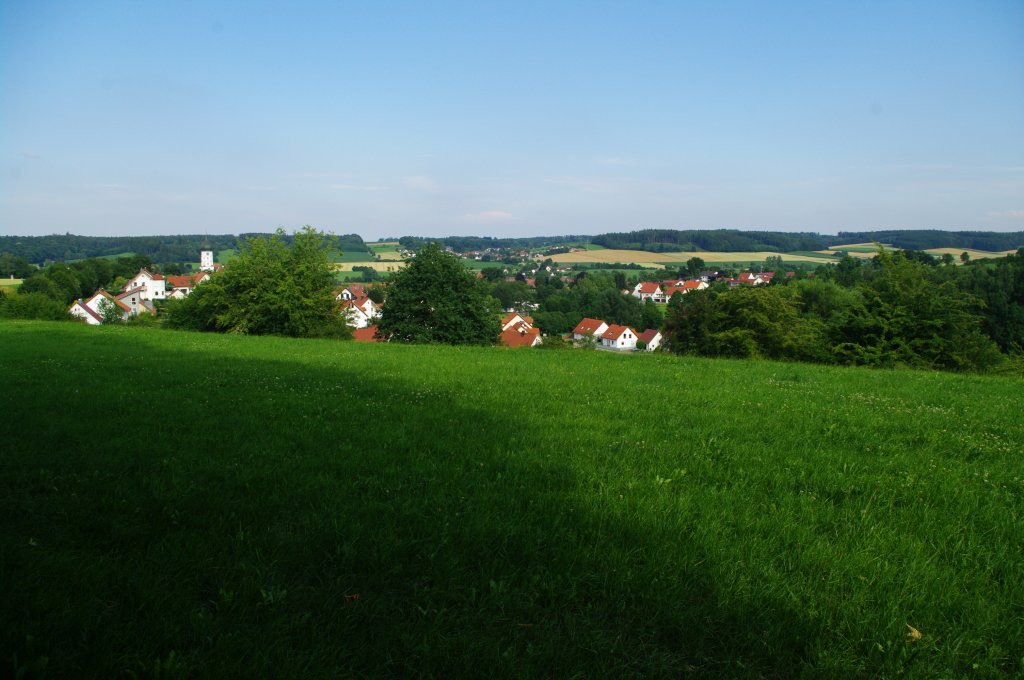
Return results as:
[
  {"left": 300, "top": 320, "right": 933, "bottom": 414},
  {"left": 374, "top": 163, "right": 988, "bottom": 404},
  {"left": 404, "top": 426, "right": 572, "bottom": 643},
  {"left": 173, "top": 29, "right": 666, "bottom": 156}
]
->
[
  {"left": 461, "top": 210, "right": 514, "bottom": 223},
  {"left": 405, "top": 175, "right": 439, "bottom": 190},
  {"left": 289, "top": 171, "right": 353, "bottom": 180},
  {"left": 330, "top": 184, "right": 383, "bottom": 191}
]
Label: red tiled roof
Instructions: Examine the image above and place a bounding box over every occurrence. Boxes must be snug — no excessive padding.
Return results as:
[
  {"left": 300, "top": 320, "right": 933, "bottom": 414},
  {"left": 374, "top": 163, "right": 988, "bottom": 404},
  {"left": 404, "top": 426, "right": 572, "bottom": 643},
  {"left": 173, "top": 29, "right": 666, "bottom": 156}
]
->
[
  {"left": 636, "top": 282, "right": 661, "bottom": 294},
  {"left": 637, "top": 329, "right": 661, "bottom": 345},
  {"left": 601, "top": 324, "right": 635, "bottom": 340},
  {"left": 500, "top": 326, "right": 541, "bottom": 348},
  {"left": 352, "top": 326, "right": 381, "bottom": 342},
  {"left": 572, "top": 317, "right": 606, "bottom": 335}
]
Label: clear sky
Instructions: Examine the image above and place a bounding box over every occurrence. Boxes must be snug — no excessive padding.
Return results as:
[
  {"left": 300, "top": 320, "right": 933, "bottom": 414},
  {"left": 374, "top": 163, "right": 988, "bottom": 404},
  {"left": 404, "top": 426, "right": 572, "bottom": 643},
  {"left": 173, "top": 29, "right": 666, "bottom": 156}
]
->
[{"left": 2, "top": 0, "right": 1022, "bottom": 239}]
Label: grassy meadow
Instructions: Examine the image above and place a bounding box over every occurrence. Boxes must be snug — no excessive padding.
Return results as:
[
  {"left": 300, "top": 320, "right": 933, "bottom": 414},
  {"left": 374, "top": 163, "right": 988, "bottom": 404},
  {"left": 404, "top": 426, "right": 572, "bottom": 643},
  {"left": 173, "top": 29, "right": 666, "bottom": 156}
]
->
[{"left": 1, "top": 321, "right": 1022, "bottom": 678}]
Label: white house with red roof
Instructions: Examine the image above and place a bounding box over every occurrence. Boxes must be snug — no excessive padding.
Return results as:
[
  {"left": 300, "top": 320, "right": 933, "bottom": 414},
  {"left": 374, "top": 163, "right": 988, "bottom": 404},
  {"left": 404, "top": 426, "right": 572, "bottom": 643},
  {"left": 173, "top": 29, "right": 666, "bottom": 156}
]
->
[
  {"left": 662, "top": 280, "right": 708, "bottom": 300},
  {"left": 500, "top": 312, "right": 534, "bottom": 332},
  {"left": 632, "top": 282, "right": 663, "bottom": 301},
  {"left": 165, "top": 271, "right": 210, "bottom": 298},
  {"left": 124, "top": 268, "right": 167, "bottom": 301},
  {"left": 737, "top": 272, "right": 768, "bottom": 286},
  {"left": 572, "top": 317, "right": 609, "bottom": 342},
  {"left": 68, "top": 289, "right": 136, "bottom": 324},
  {"left": 499, "top": 312, "right": 542, "bottom": 348},
  {"left": 599, "top": 324, "right": 639, "bottom": 351},
  {"left": 636, "top": 329, "right": 663, "bottom": 351}
]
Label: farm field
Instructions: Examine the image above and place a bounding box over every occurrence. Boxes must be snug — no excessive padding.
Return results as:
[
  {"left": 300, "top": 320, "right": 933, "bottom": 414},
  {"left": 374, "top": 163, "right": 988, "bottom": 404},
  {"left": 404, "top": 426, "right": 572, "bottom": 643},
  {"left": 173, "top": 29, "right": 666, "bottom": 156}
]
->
[
  {"left": 548, "top": 249, "right": 839, "bottom": 266},
  {"left": 366, "top": 241, "right": 406, "bottom": 261},
  {"left": 1, "top": 322, "right": 1022, "bottom": 677},
  {"left": 924, "top": 247, "right": 1018, "bottom": 260},
  {"left": 333, "top": 261, "right": 406, "bottom": 273},
  {"left": 0, "top": 279, "right": 22, "bottom": 291}
]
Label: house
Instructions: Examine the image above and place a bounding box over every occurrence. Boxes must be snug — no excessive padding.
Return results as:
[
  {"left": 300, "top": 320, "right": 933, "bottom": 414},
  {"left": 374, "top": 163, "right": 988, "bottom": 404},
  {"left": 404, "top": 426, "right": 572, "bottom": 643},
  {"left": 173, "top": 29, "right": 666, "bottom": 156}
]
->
[
  {"left": 340, "top": 300, "right": 373, "bottom": 328},
  {"left": 500, "top": 325, "right": 542, "bottom": 348},
  {"left": 501, "top": 312, "right": 535, "bottom": 332},
  {"left": 632, "top": 282, "right": 663, "bottom": 301},
  {"left": 337, "top": 285, "right": 365, "bottom": 302},
  {"left": 115, "top": 287, "right": 156, "bottom": 317},
  {"left": 636, "top": 329, "right": 663, "bottom": 351},
  {"left": 68, "top": 289, "right": 134, "bottom": 324},
  {"left": 499, "top": 312, "right": 542, "bottom": 347},
  {"left": 165, "top": 271, "right": 210, "bottom": 298},
  {"left": 663, "top": 280, "right": 708, "bottom": 300},
  {"left": 124, "top": 268, "right": 167, "bottom": 301},
  {"left": 737, "top": 272, "right": 768, "bottom": 286},
  {"left": 572, "top": 317, "right": 609, "bottom": 342},
  {"left": 599, "top": 324, "right": 639, "bottom": 351}
]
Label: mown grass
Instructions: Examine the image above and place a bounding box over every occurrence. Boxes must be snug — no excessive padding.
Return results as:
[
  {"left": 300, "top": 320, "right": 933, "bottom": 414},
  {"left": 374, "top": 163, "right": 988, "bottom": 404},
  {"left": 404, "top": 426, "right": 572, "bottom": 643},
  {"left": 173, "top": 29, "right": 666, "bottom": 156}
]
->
[
  {"left": 1, "top": 321, "right": 1022, "bottom": 678},
  {"left": 0, "top": 279, "right": 23, "bottom": 291}
]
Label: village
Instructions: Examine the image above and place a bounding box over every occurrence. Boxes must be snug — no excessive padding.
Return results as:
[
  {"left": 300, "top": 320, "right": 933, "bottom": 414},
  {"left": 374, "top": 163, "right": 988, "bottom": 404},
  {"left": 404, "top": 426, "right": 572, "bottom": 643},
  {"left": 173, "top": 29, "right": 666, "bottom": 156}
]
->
[{"left": 62, "top": 247, "right": 801, "bottom": 352}]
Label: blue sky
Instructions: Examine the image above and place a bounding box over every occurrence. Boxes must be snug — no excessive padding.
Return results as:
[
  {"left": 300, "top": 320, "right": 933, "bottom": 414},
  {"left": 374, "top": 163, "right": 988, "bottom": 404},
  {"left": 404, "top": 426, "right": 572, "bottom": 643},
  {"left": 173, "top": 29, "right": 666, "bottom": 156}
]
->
[{"left": 2, "top": 0, "right": 1022, "bottom": 238}]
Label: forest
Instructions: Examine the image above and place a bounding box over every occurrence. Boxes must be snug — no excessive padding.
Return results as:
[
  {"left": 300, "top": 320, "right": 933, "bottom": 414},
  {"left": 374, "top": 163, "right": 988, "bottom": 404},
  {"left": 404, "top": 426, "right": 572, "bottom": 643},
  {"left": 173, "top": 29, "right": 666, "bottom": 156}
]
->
[
  {"left": 0, "top": 232, "right": 369, "bottom": 265},
  {"left": 663, "top": 249, "right": 1024, "bottom": 372},
  {"left": 589, "top": 228, "right": 1024, "bottom": 253}
]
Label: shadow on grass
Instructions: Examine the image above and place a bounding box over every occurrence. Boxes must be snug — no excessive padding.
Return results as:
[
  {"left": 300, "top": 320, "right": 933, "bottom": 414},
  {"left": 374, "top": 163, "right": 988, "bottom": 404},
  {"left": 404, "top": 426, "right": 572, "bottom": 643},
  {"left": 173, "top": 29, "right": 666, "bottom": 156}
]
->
[{"left": 1, "top": 326, "right": 815, "bottom": 678}]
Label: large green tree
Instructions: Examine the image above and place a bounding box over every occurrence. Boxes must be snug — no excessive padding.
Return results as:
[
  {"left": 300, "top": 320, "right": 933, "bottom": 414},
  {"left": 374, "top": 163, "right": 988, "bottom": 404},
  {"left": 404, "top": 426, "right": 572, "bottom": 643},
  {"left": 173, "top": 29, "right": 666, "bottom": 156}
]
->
[
  {"left": 377, "top": 242, "right": 500, "bottom": 344},
  {"left": 167, "top": 227, "right": 348, "bottom": 338}
]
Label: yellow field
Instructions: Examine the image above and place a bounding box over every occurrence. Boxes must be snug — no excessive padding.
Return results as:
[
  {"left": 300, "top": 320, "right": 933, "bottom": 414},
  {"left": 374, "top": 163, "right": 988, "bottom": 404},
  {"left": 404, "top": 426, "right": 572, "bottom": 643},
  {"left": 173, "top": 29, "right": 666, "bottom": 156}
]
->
[
  {"left": 333, "top": 261, "right": 406, "bottom": 272},
  {"left": 547, "top": 249, "right": 837, "bottom": 265},
  {"left": 816, "top": 249, "right": 879, "bottom": 259},
  {"left": 924, "top": 248, "right": 1017, "bottom": 260},
  {"left": 0, "top": 279, "right": 24, "bottom": 289}
]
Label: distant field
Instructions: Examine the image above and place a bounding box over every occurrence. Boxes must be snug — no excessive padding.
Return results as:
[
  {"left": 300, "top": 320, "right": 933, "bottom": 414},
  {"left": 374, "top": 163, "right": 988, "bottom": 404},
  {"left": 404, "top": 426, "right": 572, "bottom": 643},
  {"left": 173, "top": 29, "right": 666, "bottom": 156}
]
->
[
  {"left": 549, "top": 249, "right": 838, "bottom": 265},
  {"left": 66, "top": 251, "right": 136, "bottom": 263},
  {"left": 826, "top": 243, "right": 890, "bottom": 253},
  {"left": 1, "top": 322, "right": 1021, "bottom": 677},
  {"left": 816, "top": 246, "right": 1018, "bottom": 261},
  {"left": 925, "top": 247, "right": 1018, "bottom": 260},
  {"left": 333, "top": 261, "right": 406, "bottom": 272},
  {"left": 216, "top": 248, "right": 237, "bottom": 263},
  {"left": 366, "top": 241, "right": 405, "bottom": 261},
  {"left": 817, "top": 250, "right": 879, "bottom": 259},
  {"left": 0, "top": 279, "right": 23, "bottom": 292}
]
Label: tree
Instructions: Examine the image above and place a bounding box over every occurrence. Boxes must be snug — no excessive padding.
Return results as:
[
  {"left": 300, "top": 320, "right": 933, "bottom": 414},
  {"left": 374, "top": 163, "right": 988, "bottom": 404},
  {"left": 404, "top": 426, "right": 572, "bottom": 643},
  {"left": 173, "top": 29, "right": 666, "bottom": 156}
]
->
[
  {"left": 686, "top": 257, "right": 705, "bottom": 278},
  {"left": 0, "top": 291, "right": 68, "bottom": 321},
  {"left": 960, "top": 251, "right": 971, "bottom": 264},
  {"left": 0, "top": 252, "right": 33, "bottom": 278},
  {"left": 641, "top": 298, "right": 662, "bottom": 331},
  {"left": 167, "top": 227, "right": 349, "bottom": 338},
  {"left": 941, "top": 253, "right": 955, "bottom": 266},
  {"left": 99, "top": 297, "right": 124, "bottom": 324},
  {"left": 764, "top": 255, "right": 784, "bottom": 272},
  {"left": 377, "top": 242, "right": 500, "bottom": 345}
]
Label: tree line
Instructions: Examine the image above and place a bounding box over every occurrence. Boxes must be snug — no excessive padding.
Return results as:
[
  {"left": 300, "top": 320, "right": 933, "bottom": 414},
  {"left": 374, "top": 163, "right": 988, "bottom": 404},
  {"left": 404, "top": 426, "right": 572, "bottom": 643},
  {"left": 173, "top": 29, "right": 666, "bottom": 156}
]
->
[
  {"left": 0, "top": 232, "right": 369, "bottom": 266},
  {"left": 590, "top": 229, "right": 1024, "bottom": 253},
  {"left": 663, "top": 249, "right": 1024, "bottom": 372}
]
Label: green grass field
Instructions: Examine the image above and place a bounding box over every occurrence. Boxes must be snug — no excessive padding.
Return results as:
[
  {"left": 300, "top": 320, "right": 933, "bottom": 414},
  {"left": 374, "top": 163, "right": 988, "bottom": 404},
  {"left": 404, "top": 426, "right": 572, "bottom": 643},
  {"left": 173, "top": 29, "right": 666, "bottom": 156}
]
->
[
  {"left": 0, "top": 279, "right": 22, "bottom": 292},
  {"left": 1, "top": 322, "right": 1021, "bottom": 677}
]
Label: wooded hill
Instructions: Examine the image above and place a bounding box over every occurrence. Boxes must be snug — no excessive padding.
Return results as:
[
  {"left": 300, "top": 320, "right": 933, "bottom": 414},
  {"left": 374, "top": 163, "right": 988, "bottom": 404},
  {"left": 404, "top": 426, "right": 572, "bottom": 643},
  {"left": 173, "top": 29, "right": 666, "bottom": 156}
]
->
[
  {"left": 590, "top": 229, "right": 1024, "bottom": 252},
  {"left": 0, "top": 233, "right": 370, "bottom": 265}
]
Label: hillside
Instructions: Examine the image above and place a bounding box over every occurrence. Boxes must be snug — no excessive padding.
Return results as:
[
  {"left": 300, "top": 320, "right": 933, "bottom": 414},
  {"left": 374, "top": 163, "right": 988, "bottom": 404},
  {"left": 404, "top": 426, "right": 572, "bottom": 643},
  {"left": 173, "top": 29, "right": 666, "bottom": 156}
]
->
[
  {"left": 590, "top": 229, "right": 1024, "bottom": 253},
  {"left": 2, "top": 322, "right": 1022, "bottom": 677}
]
